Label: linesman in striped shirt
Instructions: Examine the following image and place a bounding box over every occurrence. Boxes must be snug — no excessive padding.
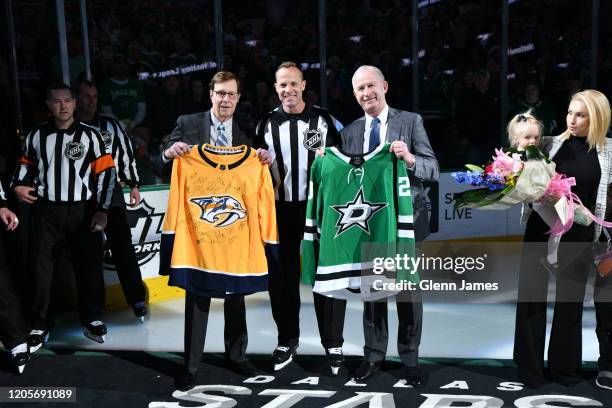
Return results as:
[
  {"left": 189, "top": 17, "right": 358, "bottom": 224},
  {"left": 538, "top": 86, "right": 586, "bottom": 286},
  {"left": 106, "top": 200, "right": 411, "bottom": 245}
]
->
[
  {"left": 13, "top": 83, "right": 117, "bottom": 349},
  {"left": 76, "top": 79, "right": 148, "bottom": 322},
  {"left": 256, "top": 62, "right": 344, "bottom": 372}
]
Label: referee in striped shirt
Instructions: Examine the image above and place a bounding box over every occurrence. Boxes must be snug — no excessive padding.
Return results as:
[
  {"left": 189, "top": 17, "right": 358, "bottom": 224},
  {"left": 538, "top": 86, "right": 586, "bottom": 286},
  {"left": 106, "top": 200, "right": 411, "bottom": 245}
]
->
[
  {"left": 256, "top": 62, "right": 343, "bottom": 371},
  {"left": 76, "top": 79, "right": 148, "bottom": 322},
  {"left": 13, "top": 83, "right": 117, "bottom": 349}
]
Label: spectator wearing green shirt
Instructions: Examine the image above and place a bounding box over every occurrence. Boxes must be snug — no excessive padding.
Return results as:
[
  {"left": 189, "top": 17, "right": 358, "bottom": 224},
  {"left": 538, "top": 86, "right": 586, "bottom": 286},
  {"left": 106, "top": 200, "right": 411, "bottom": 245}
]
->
[{"left": 99, "top": 55, "right": 146, "bottom": 134}]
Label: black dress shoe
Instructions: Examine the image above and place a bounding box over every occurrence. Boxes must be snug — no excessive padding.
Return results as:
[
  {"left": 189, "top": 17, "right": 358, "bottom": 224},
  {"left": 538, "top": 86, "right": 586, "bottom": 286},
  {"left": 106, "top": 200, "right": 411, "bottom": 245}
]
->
[
  {"left": 550, "top": 373, "right": 582, "bottom": 386},
  {"left": 519, "top": 374, "right": 547, "bottom": 389},
  {"left": 404, "top": 366, "right": 425, "bottom": 388},
  {"left": 226, "top": 359, "right": 259, "bottom": 377},
  {"left": 175, "top": 372, "right": 197, "bottom": 391},
  {"left": 353, "top": 360, "right": 382, "bottom": 382}
]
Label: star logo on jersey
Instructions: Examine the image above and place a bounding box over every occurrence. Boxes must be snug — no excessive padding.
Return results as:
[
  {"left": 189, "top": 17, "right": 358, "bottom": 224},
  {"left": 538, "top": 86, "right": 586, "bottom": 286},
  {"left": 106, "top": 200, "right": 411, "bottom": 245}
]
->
[
  {"left": 100, "top": 130, "right": 113, "bottom": 148},
  {"left": 65, "top": 141, "right": 85, "bottom": 160},
  {"left": 303, "top": 128, "right": 323, "bottom": 151},
  {"left": 331, "top": 187, "right": 387, "bottom": 237},
  {"left": 190, "top": 195, "right": 247, "bottom": 227}
]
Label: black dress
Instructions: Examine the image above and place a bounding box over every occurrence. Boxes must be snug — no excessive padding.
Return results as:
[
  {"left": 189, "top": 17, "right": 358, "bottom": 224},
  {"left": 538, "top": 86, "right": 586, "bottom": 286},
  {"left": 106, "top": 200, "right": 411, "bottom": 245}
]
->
[{"left": 514, "top": 135, "right": 599, "bottom": 386}]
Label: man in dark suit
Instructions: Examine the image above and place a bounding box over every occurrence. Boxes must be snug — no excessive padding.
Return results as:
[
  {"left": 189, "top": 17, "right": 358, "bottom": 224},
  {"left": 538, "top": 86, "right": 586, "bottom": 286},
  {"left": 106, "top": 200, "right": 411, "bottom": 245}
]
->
[
  {"left": 155, "top": 71, "right": 270, "bottom": 390},
  {"left": 154, "top": 71, "right": 260, "bottom": 175},
  {"left": 341, "top": 65, "right": 439, "bottom": 386}
]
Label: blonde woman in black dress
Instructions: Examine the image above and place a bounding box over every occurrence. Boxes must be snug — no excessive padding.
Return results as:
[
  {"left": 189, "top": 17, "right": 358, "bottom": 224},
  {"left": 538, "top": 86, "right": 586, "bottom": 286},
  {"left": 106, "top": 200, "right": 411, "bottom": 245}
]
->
[{"left": 514, "top": 90, "right": 612, "bottom": 388}]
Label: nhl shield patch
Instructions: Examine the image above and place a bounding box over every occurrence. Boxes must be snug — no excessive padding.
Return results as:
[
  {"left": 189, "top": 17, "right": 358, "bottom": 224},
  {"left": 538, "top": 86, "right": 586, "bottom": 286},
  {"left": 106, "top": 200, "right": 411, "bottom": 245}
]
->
[
  {"left": 100, "top": 130, "right": 113, "bottom": 148},
  {"left": 65, "top": 141, "right": 85, "bottom": 160},
  {"left": 303, "top": 128, "right": 323, "bottom": 151}
]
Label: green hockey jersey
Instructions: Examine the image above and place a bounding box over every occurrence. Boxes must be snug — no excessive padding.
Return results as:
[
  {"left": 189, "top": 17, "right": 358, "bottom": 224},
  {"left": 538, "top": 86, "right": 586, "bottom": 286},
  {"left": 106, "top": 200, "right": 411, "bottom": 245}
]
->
[{"left": 302, "top": 143, "right": 418, "bottom": 300}]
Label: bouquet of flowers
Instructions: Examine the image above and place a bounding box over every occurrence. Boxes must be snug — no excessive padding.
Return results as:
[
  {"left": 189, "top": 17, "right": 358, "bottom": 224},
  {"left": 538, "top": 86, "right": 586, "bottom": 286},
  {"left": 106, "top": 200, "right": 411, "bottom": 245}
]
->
[
  {"left": 452, "top": 146, "right": 611, "bottom": 236},
  {"left": 452, "top": 146, "right": 554, "bottom": 210}
]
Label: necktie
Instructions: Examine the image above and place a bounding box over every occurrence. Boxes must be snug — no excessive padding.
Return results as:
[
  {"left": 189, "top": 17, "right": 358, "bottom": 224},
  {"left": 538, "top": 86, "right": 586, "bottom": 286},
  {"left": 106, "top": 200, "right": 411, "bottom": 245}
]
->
[
  {"left": 368, "top": 117, "right": 381, "bottom": 152},
  {"left": 217, "top": 123, "right": 228, "bottom": 146}
]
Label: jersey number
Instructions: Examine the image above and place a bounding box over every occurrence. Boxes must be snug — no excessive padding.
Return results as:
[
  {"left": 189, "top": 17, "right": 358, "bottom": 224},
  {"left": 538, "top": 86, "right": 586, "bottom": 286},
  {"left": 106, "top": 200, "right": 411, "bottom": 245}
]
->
[{"left": 398, "top": 177, "right": 410, "bottom": 196}]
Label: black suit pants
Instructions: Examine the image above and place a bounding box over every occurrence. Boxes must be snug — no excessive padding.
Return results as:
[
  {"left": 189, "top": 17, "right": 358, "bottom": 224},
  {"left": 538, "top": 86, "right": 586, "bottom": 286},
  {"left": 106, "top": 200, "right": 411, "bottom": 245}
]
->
[
  {"left": 363, "top": 289, "right": 422, "bottom": 367},
  {"left": 183, "top": 291, "right": 248, "bottom": 374}
]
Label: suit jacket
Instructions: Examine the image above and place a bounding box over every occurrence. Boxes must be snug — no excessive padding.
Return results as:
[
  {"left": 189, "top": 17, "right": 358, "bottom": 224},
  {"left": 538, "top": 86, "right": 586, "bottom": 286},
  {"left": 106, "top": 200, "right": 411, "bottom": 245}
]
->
[
  {"left": 153, "top": 110, "right": 253, "bottom": 176},
  {"left": 341, "top": 107, "right": 439, "bottom": 241}
]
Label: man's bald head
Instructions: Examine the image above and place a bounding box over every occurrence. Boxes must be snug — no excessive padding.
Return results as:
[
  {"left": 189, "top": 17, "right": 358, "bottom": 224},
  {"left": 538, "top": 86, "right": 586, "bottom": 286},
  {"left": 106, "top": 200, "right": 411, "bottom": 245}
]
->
[{"left": 351, "top": 65, "right": 385, "bottom": 88}]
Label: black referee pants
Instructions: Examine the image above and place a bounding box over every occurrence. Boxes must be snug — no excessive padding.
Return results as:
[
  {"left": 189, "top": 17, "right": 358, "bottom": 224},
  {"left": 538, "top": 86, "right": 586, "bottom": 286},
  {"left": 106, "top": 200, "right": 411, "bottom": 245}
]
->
[
  {"left": 29, "top": 201, "right": 105, "bottom": 329},
  {"left": 105, "top": 185, "right": 146, "bottom": 306},
  {"left": 313, "top": 292, "right": 346, "bottom": 349},
  {"left": 268, "top": 201, "right": 305, "bottom": 348},
  {"left": 0, "top": 229, "right": 29, "bottom": 349}
]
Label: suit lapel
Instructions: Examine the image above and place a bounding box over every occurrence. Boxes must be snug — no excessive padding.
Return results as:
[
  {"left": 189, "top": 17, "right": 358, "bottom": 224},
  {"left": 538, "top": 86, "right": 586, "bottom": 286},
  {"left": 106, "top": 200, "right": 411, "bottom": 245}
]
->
[
  {"left": 354, "top": 118, "right": 366, "bottom": 152},
  {"left": 233, "top": 121, "right": 244, "bottom": 146},
  {"left": 200, "top": 111, "right": 211, "bottom": 144},
  {"left": 386, "top": 107, "right": 402, "bottom": 143}
]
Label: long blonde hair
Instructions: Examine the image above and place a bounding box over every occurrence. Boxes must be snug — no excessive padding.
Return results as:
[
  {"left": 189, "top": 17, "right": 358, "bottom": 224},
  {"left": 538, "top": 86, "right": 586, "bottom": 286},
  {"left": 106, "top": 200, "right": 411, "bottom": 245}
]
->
[{"left": 561, "top": 89, "right": 611, "bottom": 150}]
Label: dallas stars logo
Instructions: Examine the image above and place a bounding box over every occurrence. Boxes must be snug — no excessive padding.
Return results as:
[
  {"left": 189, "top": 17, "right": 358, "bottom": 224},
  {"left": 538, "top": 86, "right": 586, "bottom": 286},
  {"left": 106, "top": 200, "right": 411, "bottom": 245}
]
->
[{"left": 331, "top": 187, "right": 387, "bottom": 238}]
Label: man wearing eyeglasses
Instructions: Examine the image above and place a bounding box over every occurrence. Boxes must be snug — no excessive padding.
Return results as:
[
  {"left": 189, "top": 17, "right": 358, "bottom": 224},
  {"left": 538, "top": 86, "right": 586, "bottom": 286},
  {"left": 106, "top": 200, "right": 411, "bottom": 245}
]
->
[
  {"left": 154, "top": 71, "right": 268, "bottom": 390},
  {"left": 154, "top": 71, "right": 258, "bottom": 175}
]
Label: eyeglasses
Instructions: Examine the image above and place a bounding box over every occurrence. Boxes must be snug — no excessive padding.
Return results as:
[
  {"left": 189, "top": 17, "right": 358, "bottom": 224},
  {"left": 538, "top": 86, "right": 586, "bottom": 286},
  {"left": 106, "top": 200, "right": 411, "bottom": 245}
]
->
[
  {"left": 517, "top": 114, "right": 528, "bottom": 122},
  {"left": 212, "top": 90, "right": 239, "bottom": 100}
]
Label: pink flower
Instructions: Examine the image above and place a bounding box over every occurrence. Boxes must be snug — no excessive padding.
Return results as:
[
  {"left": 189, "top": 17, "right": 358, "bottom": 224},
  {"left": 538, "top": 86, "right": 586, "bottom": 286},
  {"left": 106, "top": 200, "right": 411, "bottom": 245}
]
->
[{"left": 491, "top": 149, "right": 523, "bottom": 176}]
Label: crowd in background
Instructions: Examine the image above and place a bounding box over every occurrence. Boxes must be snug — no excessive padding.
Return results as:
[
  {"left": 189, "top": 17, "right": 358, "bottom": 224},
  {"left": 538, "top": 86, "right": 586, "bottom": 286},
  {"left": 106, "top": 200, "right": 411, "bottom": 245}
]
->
[{"left": 2, "top": 0, "right": 612, "bottom": 181}]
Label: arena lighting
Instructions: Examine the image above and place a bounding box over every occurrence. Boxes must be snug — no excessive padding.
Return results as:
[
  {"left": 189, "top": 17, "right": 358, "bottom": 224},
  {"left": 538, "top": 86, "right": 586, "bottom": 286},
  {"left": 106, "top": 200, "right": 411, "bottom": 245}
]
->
[
  {"left": 507, "top": 73, "right": 516, "bottom": 79},
  {"left": 137, "top": 61, "right": 217, "bottom": 80},
  {"left": 298, "top": 63, "right": 321, "bottom": 71},
  {"left": 401, "top": 50, "right": 426, "bottom": 66},
  {"left": 349, "top": 35, "right": 363, "bottom": 43},
  {"left": 477, "top": 32, "right": 493, "bottom": 45},
  {"left": 245, "top": 40, "right": 257, "bottom": 47},
  {"left": 418, "top": 0, "right": 444, "bottom": 8},
  {"left": 557, "top": 62, "right": 570, "bottom": 68},
  {"left": 443, "top": 69, "right": 455, "bottom": 75},
  {"left": 507, "top": 42, "right": 534, "bottom": 56},
  {"left": 508, "top": 0, "right": 519, "bottom": 5}
]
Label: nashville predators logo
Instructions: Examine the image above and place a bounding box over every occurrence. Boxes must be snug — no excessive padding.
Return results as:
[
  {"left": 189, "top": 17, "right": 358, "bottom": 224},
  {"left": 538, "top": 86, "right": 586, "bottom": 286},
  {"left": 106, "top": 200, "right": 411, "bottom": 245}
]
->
[{"left": 190, "top": 195, "right": 247, "bottom": 227}]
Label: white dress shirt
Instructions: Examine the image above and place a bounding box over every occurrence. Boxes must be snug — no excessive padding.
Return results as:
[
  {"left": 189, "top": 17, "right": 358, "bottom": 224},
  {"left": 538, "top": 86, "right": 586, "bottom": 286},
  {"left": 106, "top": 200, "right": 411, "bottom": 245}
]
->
[{"left": 362, "top": 104, "right": 389, "bottom": 152}]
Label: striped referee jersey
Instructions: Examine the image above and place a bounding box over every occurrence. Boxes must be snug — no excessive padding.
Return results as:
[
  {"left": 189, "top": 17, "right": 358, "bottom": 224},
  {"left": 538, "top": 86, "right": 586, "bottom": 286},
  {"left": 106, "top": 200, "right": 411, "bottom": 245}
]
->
[
  {"left": 0, "top": 180, "right": 6, "bottom": 207},
  {"left": 13, "top": 120, "right": 116, "bottom": 210},
  {"left": 256, "top": 104, "right": 342, "bottom": 203},
  {"left": 84, "top": 114, "right": 140, "bottom": 188}
]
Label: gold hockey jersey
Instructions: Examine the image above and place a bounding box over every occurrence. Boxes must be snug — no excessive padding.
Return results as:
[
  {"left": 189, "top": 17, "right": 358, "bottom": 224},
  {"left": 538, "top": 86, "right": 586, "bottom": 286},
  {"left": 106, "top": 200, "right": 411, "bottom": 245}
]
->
[{"left": 160, "top": 144, "right": 278, "bottom": 297}]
